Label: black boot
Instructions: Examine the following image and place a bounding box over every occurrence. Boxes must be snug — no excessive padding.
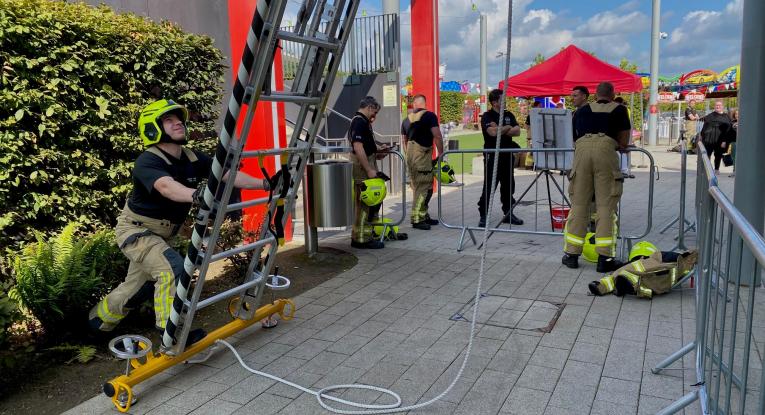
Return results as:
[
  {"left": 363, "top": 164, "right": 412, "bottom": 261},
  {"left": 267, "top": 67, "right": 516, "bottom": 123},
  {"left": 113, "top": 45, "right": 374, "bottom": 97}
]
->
[
  {"left": 562, "top": 253, "right": 579, "bottom": 269},
  {"left": 588, "top": 281, "right": 604, "bottom": 296},
  {"left": 597, "top": 255, "right": 624, "bottom": 273}
]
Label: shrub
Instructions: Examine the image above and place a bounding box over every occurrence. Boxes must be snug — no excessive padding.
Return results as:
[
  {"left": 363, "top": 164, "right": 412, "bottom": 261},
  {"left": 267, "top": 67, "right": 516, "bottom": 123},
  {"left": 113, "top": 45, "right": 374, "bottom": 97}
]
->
[
  {"left": 439, "top": 91, "right": 465, "bottom": 125},
  {"left": 0, "top": 279, "right": 22, "bottom": 347},
  {"left": 10, "top": 223, "right": 127, "bottom": 338},
  {"left": 0, "top": 0, "right": 225, "bottom": 250}
]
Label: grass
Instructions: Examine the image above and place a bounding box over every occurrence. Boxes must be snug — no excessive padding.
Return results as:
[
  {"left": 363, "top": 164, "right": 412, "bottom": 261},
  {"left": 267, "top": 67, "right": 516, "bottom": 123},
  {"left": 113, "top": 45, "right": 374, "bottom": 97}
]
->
[{"left": 447, "top": 130, "right": 528, "bottom": 175}]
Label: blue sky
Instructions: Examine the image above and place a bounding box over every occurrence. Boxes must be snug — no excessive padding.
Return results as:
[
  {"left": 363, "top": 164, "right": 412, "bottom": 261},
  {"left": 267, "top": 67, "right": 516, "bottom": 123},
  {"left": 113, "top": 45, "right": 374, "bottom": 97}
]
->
[{"left": 287, "top": 0, "right": 744, "bottom": 86}]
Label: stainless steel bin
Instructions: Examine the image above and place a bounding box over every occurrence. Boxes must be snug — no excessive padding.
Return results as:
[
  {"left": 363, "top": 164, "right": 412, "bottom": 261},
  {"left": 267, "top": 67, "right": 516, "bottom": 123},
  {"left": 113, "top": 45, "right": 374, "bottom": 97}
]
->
[{"left": 306, "top": 160, "right": 353, "bottom": 227}]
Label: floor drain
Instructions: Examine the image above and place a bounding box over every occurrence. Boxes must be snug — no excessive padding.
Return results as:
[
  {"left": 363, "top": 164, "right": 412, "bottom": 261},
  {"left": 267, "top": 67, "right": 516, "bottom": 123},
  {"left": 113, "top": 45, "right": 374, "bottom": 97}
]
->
[{"left": 449, "top": 295, "right": 564, "bottom": 332}]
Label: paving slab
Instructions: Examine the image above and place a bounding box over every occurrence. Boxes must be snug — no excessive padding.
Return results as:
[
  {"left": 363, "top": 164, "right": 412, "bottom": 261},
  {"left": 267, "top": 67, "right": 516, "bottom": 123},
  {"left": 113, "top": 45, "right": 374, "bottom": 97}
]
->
[{"left": 66, "top": 148, "right": 742, "bottom": 414}]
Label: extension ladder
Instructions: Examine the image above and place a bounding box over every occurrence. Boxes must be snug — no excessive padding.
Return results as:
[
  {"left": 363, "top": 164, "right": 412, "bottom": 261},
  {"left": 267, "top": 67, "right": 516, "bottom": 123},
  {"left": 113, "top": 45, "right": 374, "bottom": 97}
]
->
[{"left": 104, "top": 0, "right": 361, "bottom": 411}]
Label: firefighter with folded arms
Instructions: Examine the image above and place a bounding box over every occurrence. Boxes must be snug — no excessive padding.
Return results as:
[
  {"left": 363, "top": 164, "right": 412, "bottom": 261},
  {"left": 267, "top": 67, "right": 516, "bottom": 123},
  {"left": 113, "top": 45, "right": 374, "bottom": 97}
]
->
[
  {"left": 562, "top": 82, "right": 630, "bottom": 272},
  {"left": 88, "top": 99, "right": 271, "bottom": 344}
]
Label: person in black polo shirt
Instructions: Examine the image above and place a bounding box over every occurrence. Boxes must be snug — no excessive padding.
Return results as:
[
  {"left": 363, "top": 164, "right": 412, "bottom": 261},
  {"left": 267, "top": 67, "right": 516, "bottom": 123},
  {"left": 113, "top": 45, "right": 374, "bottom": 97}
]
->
[
  {"left": 350, "top": 96, "right": 390, "bottom": 249},
  {"left": 562, "top": 82, "right": 631, "bottom": 272},
  {"left": 478, "top": 89, "right": 524, "bottom": 227},
  {"left": 401, "top": 94, "right": 443, "bottom": 230},
  {"left": 89, "top": 99, "right": 269, "bottom": 341}
]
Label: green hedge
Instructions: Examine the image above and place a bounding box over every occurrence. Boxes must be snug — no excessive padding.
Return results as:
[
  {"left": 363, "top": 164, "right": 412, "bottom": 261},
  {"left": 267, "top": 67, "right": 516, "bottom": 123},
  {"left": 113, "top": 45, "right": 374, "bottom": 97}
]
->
[
  {"left": 0, "top": 0, "right": 225, "bottom": 250},
  {"left": 439, "top": 91, "right": 464, "bottom": 125}
]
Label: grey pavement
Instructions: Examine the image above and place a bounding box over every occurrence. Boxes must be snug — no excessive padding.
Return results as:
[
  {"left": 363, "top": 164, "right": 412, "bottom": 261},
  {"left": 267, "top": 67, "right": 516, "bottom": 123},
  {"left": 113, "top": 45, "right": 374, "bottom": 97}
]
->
[{"left": 67, "top": 147, "right": 738, "bottom": 415}]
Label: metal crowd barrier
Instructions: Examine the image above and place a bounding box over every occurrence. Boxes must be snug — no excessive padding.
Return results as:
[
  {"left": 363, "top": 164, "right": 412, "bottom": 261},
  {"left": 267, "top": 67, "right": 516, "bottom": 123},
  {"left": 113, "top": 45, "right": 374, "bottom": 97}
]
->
[
  {"left": 653, "top": 142, "right": 765, "bottom": 415},
  {"left": 301, "top": 147, "right": 406, "bottom": 254},
  {"left": 435, "top": 146, "right": 656, "bottom": 253}
]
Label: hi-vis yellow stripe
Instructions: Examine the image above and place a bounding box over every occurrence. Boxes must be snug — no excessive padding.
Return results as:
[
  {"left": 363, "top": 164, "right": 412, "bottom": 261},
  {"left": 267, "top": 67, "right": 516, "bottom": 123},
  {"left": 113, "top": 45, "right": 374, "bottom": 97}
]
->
[
  {"left": 600, "top": 276, "right": 615, "bottom": 292},
  {"left": 97, "top": 298, "right": 124, "bottom": 323}
]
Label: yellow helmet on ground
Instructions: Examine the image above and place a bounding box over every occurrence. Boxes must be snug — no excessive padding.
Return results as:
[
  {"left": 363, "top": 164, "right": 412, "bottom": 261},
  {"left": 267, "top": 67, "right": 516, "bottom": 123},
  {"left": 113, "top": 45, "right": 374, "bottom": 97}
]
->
[
  {"left": 629, "top": 241, "right": 658, "bottom": 262},
  {"left": 433, "top": 161, "right": 456, "bottom": 184},
  {"left": 138, "top": 99, "right": 189, "bottom": 146},
  {"left": 360, "top": 178, "right": 386, "bottom": 206},
  {"left": 582, "top": 232, "right": 598, "bottom": 263}
]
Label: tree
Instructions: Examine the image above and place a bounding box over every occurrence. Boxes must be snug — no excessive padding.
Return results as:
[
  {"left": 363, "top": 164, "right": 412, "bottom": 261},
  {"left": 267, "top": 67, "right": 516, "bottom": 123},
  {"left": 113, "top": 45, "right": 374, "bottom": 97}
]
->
[
  {"left": 405, "top": 74, "right": 413, "bottom": 85},
  {"left": 529, "top": 53, "right": 546, "bottom": 68},
  {"left": 619, "top": 58, "right": 638, "bottom": 73}
]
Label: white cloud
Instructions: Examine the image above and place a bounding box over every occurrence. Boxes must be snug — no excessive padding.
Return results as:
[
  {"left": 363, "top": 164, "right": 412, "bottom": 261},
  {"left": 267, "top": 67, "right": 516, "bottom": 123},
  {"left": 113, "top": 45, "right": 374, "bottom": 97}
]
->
[
  {"left": 396, "top": 0, "right": 742, "bottom": 86},
  {"left": 662, "top": 0, "right": 743, "bottom": 73}
]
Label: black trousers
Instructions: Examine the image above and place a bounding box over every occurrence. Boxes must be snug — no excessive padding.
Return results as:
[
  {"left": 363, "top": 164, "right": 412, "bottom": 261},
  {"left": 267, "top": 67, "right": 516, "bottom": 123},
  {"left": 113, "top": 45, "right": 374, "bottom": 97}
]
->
[
  {"left": 477, "top": 153, "right": 515, "bottom": 218},
  {"left": 706, "top": 142, "right": 725, "bottom": 170}
]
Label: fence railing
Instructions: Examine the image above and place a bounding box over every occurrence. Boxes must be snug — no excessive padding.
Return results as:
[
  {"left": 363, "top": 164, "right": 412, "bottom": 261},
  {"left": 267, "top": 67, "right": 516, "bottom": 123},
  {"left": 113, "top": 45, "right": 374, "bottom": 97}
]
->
[
  {"left": 436, "top": 147, "right": 656, "bottom": 254},
  {"left": 653, "top": 142, "right": 765, "bottom": 415},
  {"left": 281, "top": 14, "right": 399, "bottom": 79}
]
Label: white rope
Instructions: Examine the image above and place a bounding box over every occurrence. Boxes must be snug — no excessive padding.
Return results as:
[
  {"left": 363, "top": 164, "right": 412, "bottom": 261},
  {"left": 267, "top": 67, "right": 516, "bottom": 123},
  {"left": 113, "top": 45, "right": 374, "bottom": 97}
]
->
[{"left": 213, "top": 3, "right": 515, "bottom": 413}]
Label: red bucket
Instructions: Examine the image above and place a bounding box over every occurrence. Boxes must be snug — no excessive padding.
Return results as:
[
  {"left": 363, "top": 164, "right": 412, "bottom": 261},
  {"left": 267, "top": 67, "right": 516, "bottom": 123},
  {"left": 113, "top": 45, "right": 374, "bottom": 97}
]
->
[{"left": 551, "top": 206, "right": 570, "bottom": 230}]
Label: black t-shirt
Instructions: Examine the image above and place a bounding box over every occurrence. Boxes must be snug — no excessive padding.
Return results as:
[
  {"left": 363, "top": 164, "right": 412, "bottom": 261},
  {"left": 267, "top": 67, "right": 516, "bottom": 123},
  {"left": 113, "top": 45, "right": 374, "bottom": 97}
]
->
[
  {"left": 401, "top": 109, "right": 439, "bottom": 147},
  {"left": 349, "top": 112, "right": 376, "bottom": 156},
  {"left": 128, "top": 148, "right": 213, "bottom": 223},
  {"left": 684, "top": 107, "right": 697, "bottom": 120},
  {"left": 481, "top": 109, "right": 520, "bottom": 149},
  {"left": 572, "top": 101, "right": 631, "bottom": 141}
]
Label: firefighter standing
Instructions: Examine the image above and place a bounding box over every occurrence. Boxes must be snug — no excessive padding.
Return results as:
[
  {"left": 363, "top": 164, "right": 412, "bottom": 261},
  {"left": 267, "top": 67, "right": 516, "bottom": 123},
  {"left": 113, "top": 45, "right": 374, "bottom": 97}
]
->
[
  {"left": 562, "top": 82, "right": 631, "bottom": 272},
  {"left": 88, "top": 99, "right": 269, "bottom": 342},
  {"left": 401, "top": 94, "right": 443, "bottom": 230},
  {"left": 350, "top": 96, "right": 390, "bottom": 249},
  {"left": 478, "top": 89, "right": 523, "bottom": 227}
]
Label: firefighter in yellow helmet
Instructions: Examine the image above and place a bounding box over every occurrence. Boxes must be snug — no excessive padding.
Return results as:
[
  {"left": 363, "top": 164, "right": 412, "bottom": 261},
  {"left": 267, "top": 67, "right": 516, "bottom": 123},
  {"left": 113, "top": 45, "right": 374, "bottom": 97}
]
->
[
  {"left": 562, "top": 82, "right": 631, "bottom": 272},
  {"left": 88, "top": 99, "right": 270, "bottom": 343}
]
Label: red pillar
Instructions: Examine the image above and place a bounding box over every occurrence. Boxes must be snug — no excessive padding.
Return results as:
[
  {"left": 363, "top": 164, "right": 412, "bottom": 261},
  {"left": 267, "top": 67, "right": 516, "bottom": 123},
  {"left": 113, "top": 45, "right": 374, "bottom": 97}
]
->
[
  {"left": 227, "top": 0, "right": 291, "bottom": 240},
  {"left": 410, "top": 0, "right": 440, "bottom": 116}
]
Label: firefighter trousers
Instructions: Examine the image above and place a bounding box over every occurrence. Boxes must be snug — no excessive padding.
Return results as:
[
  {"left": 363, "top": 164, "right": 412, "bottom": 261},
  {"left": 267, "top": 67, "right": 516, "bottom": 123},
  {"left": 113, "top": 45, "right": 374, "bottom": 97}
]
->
[
  {"left": 406, "top": 141, "right": 434, "bottom": 224},
  {"left": 564, "top": 135, "right": 623, "bottom": 257},
  {"left": 89, "top": 205, "right": 184, "bottom": 331},
  {"left": 351, "top": 153, "right": 382, "bottom": 243}
]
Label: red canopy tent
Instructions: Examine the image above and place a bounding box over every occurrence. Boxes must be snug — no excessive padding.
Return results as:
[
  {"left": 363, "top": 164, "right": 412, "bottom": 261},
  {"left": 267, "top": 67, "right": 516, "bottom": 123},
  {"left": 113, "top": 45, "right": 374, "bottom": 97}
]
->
[{"left": 498, "top": 45, "right": 643, "bottom": 96}]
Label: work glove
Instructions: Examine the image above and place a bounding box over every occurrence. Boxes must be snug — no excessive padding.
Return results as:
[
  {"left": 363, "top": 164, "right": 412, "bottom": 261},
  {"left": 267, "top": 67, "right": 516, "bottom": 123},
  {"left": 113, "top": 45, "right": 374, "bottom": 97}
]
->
[
  {"left": 376, "top": 171, "right": 390, "bottom": 181},
  {"left": 191, "top": 181, "right": 207, "bottom": 207},
  {"left": 267, "top": 170, "right": 283, "bottom": 193}
]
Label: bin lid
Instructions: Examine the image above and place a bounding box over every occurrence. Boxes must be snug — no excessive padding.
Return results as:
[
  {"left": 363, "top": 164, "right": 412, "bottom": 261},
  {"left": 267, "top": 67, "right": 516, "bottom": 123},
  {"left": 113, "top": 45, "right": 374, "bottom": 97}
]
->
[
  {"left": 311, "top": 145, "right": 352, "bottom": 154},
  {"left": 313, "top": 159, "right": 351, "bottom": 165}
]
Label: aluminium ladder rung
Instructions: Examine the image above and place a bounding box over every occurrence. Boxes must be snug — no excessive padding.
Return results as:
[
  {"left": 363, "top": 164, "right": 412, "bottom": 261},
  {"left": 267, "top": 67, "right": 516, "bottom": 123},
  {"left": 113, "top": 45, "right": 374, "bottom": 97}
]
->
[
  {"left": 277, "top": 30, "right": 338, "bottom": 50},
  {"left": 191, "top": 271, "right": 264, "bottom": 310},
  {"left": 261, "top": 92, "right": 321, "bottom": 104},
  {"left": 210, "top": 235, "right": 276, "bottom": 262}
]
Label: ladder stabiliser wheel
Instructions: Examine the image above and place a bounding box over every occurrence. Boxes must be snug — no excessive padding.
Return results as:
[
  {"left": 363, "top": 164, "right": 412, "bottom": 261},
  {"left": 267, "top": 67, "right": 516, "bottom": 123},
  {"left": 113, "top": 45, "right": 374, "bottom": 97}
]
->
[
  {"left": 108, "top": 334, "right": 152, "bottom": 360},
  {"left": 266, "top": 274, "right": 291, "bottom": 291}
]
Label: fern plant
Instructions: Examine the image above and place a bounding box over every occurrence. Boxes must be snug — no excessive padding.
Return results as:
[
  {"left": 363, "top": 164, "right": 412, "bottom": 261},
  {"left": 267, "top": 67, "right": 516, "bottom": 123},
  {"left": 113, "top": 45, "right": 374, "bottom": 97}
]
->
[
  {"left": 10, "top": 223, "right": 126, "bottom": 338},
  {"left": 0, "top": 280, "right": 22, "bottom": 346}
]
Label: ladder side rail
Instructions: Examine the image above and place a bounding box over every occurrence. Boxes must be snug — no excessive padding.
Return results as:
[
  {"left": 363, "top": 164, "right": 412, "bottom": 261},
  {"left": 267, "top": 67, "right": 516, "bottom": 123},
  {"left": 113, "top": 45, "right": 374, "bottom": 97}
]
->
[
  {"left": 238, "top": 0, "right": 363, "bottom": 317},
  {"left": 173, "top": 0, "right": 295, "bottom": 354},
  {"left": 161, "top": 0, "right": 289, "bottom": 354}
]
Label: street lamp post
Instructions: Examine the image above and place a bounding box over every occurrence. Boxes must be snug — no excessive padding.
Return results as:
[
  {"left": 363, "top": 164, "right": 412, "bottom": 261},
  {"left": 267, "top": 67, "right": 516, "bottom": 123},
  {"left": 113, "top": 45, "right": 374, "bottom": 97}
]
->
[
  {"left": 647, "top": 0, "right": 661, "bottom": 146},
  {"left": 480, "top": 13, "right": 487, "bottom": 113}
]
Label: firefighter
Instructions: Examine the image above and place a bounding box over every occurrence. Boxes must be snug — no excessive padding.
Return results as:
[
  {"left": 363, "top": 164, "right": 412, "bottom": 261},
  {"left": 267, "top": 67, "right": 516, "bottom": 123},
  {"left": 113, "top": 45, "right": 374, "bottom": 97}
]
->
[
  {"left": 562, "top": 82, "right": 631, "bottom": 272},
  {"left": 88, "top": 99, "right": 270, "bottom": 342},
  {"left": 350, "top": 96, "right": 390, "bottom": 249},
  {"left": 478, "top": 89, "right": 523, "bottom": 227},
  {"left": 588, "top": 241, "right": 698, "bottom": 298},
  {"left": 401, "top": 94, "right": 443, "bottom": 230}
]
